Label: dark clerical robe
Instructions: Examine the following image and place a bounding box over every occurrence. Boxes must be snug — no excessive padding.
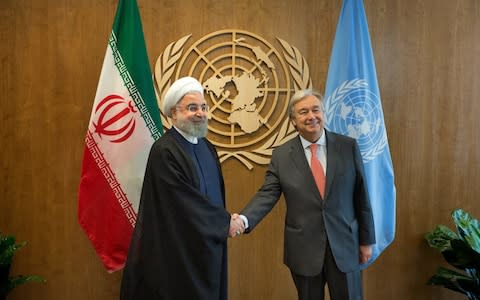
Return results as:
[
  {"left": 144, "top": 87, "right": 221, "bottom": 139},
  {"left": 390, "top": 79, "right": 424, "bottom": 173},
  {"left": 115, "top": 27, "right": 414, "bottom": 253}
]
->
[{"left": 120, "top": 128, "right": 230, "bottom": 300}]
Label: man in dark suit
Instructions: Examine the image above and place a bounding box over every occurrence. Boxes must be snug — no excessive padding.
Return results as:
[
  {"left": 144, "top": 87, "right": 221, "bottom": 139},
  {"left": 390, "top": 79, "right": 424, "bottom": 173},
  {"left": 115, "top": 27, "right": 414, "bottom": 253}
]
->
[
  {"left": 121, "top": 77, "right": 244, "bottom": 300},
  {"left": 233, "top": 89, "right": 375, "bottom": 300}
]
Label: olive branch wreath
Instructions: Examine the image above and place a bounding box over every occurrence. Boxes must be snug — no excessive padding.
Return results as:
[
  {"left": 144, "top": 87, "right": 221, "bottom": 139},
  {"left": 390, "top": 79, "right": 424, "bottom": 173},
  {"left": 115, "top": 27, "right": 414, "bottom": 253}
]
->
[{"left": 154, "top": 34, "right": 192, "bottom": 127}]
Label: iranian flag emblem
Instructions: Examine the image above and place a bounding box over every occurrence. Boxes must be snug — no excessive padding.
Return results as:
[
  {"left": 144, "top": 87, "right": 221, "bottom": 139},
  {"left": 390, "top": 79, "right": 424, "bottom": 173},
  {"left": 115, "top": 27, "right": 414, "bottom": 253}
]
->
[{"left": 78, "top": 0, "right": 163, "bottom": 272}]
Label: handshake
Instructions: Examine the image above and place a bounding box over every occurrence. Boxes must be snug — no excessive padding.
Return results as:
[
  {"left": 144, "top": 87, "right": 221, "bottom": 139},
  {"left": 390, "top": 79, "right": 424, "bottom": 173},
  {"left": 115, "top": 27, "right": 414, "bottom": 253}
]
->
[{"left": 228, "top": 213, "right": 245, "bottom": 238}]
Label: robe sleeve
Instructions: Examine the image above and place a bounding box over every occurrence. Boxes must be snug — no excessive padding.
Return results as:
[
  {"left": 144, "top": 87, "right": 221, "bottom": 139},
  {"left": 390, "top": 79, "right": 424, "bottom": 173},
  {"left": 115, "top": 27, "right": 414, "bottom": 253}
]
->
[{"left": 147, "top": 139, "right": 231, "bottom": 242}]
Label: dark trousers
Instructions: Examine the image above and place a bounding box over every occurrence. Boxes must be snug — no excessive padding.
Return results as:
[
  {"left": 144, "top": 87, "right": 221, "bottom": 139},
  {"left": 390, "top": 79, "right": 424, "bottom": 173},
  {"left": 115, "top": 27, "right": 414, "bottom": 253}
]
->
[{"left": 290, "top": 243, "right": 363, "bottom": 300}]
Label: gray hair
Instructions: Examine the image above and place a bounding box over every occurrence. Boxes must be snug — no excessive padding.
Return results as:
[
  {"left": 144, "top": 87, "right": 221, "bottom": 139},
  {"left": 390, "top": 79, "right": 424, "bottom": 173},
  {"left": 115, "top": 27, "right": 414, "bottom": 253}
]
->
[{"left": 288, "top": 89, "right": 325, "bottom": 118}]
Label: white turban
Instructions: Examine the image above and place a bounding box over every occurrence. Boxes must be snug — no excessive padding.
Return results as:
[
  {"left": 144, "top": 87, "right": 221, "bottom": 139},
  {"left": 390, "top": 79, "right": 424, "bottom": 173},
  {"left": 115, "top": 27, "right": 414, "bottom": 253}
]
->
[{"left": 163, "top": 77, "right": 204, "bottom": 117}]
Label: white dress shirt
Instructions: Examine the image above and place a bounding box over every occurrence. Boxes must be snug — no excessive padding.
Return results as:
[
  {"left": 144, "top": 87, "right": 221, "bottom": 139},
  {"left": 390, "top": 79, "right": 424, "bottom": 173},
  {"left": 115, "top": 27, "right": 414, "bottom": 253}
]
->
[{"left": 299, "top": 130, "right": 327, "bottom": 174}]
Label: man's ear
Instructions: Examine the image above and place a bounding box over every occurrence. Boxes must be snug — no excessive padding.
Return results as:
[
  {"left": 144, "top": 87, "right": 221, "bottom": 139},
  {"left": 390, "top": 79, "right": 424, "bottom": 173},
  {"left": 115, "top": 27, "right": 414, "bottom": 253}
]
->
[{"left": 170, "top": 108, "right": 177, "bottom": 121}]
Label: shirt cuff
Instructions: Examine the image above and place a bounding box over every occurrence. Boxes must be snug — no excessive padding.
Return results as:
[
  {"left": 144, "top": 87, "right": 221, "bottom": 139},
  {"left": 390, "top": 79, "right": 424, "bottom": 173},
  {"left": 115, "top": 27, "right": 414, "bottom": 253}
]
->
[{"left": 239, "top": 215, "right": 249, "bottom": 229}]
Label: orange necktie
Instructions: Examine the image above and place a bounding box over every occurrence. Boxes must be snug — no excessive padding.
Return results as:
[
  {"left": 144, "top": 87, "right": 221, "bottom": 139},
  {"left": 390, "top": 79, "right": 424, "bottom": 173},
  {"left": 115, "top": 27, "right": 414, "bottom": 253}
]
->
[{"left": 310, "top": 144, "right": 326, "bottom": 198}]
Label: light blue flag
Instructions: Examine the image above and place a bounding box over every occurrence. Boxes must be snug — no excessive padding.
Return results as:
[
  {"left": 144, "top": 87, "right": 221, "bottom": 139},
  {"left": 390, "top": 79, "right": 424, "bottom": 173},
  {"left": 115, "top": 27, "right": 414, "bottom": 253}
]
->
[{"left": 324, "top": 0, "right": 396, "bottom": 268}]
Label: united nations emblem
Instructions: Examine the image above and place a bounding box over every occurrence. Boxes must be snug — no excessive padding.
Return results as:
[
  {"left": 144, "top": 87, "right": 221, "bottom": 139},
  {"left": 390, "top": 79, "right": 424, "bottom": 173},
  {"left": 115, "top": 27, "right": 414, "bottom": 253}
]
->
[
  {"left": 325, "top": 79, "right": 387, "bottom": 162},
  {"left": 154, "top": 29, "right": 312, "bottom": 169}
]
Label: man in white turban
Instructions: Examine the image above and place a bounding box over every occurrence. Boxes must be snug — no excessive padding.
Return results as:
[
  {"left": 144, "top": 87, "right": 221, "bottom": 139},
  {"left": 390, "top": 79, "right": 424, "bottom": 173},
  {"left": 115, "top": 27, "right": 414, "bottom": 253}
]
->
[
  {"left": 121, "top": 77, "right": 244, "bottom": 300},
  {"left": 162, "top": 76, "right": 208, "bottom": 137}
]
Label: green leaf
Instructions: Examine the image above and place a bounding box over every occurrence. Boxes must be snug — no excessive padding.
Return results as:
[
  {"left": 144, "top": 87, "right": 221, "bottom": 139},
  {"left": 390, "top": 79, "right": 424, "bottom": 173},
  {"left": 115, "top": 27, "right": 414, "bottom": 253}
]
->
[
  {"left": 5, "top": 275, "right": 46, "bottom": 294},
  {"left": 425, "top": 225, "right": 459, "bottom": 252},
  {"left": 442, "top": 239, "right": 480, "bottom": 271},
  {"left": 425, "top": 211, "right": 480, "bottom": 299},
  {"left": 0, "top": 238, "right": 26, "bottom": 266},
  {"left": 427, "top": 267, "right": 471, "bottom": 293},
  {"left": 452, "top": 209, "right": 480, "bottom": 254},
  {"left": 427, "top": 267, "right": 479, "bottom": 296},
  {"left": 0, "top": 232, "right": 45, "bottom": 298}
]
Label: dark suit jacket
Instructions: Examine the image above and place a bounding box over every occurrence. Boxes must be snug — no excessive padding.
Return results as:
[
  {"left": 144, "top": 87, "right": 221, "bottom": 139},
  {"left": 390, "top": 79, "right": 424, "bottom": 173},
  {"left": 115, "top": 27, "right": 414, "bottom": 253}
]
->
[
  {"left": 121, "top": 129, "right": 230, "bottom": 300},
  {"left": 241, "top": 130, "right": 375, "bottom": 275}
]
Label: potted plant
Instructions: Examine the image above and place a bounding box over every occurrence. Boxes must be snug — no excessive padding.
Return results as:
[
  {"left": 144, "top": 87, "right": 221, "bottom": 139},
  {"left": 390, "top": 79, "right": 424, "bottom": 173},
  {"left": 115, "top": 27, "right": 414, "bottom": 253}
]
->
[
  {"left": 425, "top": 208, "right": 480, "bottom": 299},
  {"left": 0, "top": 232, "right": 45, "bottom": 300}
]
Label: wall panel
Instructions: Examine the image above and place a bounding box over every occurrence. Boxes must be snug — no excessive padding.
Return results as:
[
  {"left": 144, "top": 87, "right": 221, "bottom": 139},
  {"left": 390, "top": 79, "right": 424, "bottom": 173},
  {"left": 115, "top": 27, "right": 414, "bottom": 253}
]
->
[{"left": 1, "top": 0, "right": 479, "bottom": 299}]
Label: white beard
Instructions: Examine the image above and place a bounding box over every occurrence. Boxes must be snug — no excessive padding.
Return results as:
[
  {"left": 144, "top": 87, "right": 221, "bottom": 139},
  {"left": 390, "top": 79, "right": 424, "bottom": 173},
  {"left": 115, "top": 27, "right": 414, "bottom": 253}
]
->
[{"left": 176, "top": 118, "right": 208, "bottom": 138}]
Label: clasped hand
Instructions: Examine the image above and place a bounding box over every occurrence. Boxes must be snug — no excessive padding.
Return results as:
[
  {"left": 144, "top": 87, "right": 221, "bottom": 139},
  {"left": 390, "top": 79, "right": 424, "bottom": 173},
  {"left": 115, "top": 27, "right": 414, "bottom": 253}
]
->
[{"left": 229, "top": 213, "right": 245, "bottom": 238}]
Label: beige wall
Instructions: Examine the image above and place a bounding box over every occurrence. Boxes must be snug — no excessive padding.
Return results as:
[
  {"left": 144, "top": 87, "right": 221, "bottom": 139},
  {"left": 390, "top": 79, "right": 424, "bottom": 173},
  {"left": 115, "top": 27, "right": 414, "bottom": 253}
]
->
[{"left": 1, "top": 0, "right": 480, "bottom": 299}]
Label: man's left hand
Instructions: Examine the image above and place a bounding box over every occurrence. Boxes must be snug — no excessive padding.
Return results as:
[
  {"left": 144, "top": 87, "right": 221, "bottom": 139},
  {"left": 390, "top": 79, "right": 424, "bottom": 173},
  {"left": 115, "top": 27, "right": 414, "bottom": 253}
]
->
[{"left": 359, "top": 245, "right": 373, "bottom": 264}]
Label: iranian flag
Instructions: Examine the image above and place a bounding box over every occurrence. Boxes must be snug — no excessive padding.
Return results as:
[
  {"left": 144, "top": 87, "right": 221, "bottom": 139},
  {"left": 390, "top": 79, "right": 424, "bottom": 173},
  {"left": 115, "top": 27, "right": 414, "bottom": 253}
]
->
[{"left": 78, "top": 0, "right": 163, "bottom": 272}]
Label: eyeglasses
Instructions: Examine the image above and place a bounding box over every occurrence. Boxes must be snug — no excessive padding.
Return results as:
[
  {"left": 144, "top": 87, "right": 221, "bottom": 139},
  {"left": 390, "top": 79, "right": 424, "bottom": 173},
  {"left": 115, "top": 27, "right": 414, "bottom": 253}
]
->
[{"left": 177, "top": 103, "right": 209, "bottom": 113}]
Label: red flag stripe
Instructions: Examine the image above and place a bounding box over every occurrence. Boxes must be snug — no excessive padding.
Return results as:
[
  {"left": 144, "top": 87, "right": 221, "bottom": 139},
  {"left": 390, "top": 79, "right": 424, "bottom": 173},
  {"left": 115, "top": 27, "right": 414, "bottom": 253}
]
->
[{"left": 78, "top": 132, "right": 136, "bottom": 272}]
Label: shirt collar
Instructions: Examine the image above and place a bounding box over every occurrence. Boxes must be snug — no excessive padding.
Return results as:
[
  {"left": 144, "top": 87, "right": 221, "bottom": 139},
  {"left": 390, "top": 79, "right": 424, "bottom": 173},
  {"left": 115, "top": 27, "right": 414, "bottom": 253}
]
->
[
  {"left": 299, "top": 129, "right": 326, "bottom": 149},
  {"left": 173, "top": 126, "right": 198, "bottom": 144}
]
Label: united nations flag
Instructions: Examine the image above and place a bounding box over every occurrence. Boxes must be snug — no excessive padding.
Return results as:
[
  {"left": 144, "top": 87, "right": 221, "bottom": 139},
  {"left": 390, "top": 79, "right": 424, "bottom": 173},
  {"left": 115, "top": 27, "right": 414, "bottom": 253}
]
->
[{"left": 324, "top": 0, "right": 396, "bottom": 268}]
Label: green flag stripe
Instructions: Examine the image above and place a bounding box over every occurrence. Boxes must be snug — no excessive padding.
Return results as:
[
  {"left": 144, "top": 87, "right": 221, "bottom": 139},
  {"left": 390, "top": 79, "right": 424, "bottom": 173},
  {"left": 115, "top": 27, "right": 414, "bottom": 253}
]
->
[
  {"left": 111, "top": 0, "right": 163, "bottom": 137},
  {"left": 109, "top": 32, "right": 162, "bottom": 140}
]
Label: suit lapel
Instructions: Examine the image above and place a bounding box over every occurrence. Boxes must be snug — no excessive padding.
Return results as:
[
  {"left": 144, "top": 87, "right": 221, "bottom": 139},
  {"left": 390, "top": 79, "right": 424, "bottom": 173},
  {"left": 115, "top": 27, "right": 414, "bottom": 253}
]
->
[{"left": 325, "top": 131, "right": 339, "bottom": 200}]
